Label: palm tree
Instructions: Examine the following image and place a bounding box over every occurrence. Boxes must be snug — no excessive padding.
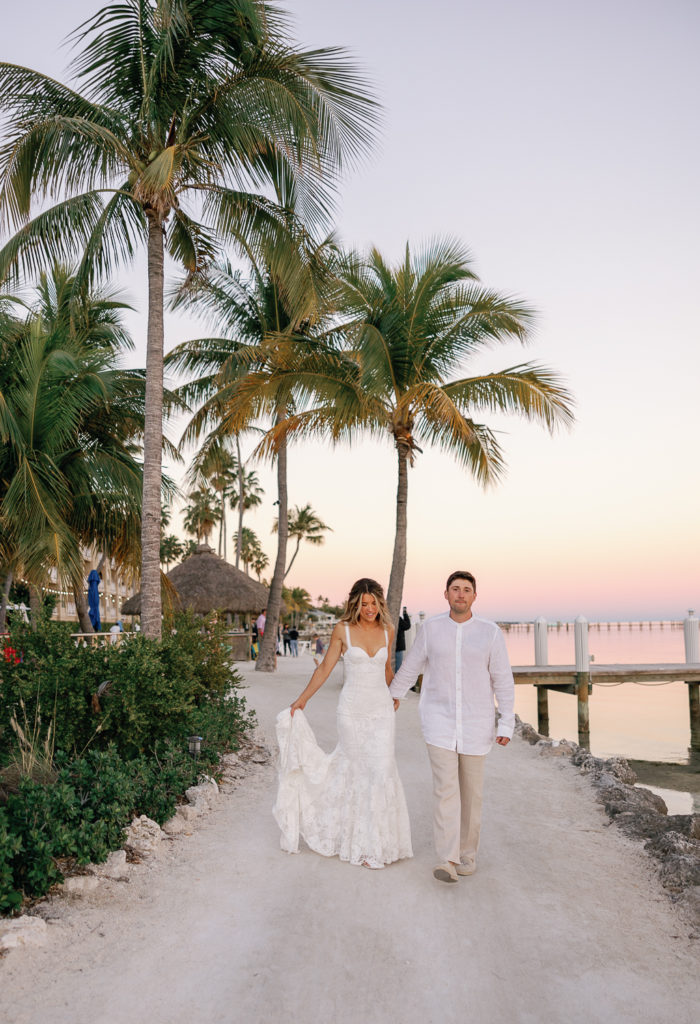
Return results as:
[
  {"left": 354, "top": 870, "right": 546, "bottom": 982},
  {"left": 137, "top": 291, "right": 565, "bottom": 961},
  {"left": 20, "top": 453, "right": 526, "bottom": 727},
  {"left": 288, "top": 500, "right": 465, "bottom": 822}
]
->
[
  {"left": 183, "top": 486, "right": 220, "bottom": 544},
  {"left": 160, "top": 534, "right": 184, "bottom": 571},
  {"left": 0, "top": 265, "right": 145, "bottom": 630},
  {"left": 232, "top": 527, "right": 264, "bottom": 575},
  {"left": 188, "top": 437, "right": 238, "bottom": 558},
  {"left": 229, "top": 466, "right": 264, "bottom": 568},
  {"left": 166, "top": 231, "right": 347, "bottom": 671},
  {"left": 254, "top": 239, "right": 576, "bottom": 629},
  {"left": 282, "top": 585, "right": 312, "bottom": 626},
  {"left": 272, "top": 503, "right": 332, "bottom": 579},
  {"left": 0, "top": 0, "right": 379, "bottom": 638},
  {"left": 250, "top": 548, "right": 270, "bottom": 582}
]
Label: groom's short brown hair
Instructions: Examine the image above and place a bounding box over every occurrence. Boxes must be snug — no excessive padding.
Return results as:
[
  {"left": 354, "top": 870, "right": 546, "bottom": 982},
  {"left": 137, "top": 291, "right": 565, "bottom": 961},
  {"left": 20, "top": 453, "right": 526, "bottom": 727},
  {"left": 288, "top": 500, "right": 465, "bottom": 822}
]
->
[{"left": 445, "top": 570, "right": 476, "bottom": 592}]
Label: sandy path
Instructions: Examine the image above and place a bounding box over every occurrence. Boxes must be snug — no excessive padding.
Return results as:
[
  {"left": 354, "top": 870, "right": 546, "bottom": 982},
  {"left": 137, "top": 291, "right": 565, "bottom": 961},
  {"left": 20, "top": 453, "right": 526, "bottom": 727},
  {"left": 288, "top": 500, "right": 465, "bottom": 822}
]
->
[{"left": 1, "top": 655, "right": 697, "bottom": 1024}]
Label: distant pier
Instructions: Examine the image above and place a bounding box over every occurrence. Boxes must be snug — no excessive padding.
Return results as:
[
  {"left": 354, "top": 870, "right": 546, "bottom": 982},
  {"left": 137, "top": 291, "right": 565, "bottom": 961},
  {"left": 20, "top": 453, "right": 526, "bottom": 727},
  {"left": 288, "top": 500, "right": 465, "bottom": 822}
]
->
[{"left": 508, "top": 615, "right": 700, "bottom": 750}]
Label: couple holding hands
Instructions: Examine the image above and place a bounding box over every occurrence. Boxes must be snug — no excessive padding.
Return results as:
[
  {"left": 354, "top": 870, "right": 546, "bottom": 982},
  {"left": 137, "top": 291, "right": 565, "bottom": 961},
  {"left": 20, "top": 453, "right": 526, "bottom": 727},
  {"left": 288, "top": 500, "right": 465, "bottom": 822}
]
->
[{"left": 273, "top": 572, "right": 515, "bottom": 883}]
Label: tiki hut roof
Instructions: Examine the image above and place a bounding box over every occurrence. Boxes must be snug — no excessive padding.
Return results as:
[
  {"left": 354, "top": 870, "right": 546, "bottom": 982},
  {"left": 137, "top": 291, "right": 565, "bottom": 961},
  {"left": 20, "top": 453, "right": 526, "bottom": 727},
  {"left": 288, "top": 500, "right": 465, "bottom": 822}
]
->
[{"left": 121, "top": 544, "right": 270, "bottom": 616}]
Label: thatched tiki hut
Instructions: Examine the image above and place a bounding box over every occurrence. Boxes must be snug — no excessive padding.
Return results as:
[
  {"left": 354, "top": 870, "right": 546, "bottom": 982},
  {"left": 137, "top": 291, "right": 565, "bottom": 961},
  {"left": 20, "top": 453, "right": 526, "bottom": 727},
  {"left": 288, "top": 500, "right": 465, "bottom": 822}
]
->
[{"left": 121, "top": 544, "right": 270, "bottom": 659}]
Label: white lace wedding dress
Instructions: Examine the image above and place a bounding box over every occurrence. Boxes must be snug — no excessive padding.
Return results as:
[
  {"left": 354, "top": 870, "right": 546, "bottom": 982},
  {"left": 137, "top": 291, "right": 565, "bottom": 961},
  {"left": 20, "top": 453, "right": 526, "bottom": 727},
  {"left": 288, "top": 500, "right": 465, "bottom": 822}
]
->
[{"left": 273, "top": 626, "right": 413, "bottom": 868}]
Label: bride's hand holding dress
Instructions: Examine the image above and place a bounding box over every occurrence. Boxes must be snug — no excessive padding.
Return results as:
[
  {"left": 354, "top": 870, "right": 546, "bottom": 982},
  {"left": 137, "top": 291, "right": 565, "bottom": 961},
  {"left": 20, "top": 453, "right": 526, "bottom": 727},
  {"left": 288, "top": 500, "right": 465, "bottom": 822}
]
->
[{"left": 274, "top": 619, "right": 413, "bottom": 869}]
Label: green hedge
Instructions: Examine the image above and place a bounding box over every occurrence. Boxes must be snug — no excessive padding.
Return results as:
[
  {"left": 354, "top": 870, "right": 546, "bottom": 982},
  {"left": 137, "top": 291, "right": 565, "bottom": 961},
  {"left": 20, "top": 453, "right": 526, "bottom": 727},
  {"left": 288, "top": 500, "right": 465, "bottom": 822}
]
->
[
  {"left": 0, "top": 613, "right": 254, "bottom": 762},
  {"left": 2, "top": 744, "right": 200, "bottom": 907},
  {"left": 0, "top": 615, "right": 256, "bottom": 914}
]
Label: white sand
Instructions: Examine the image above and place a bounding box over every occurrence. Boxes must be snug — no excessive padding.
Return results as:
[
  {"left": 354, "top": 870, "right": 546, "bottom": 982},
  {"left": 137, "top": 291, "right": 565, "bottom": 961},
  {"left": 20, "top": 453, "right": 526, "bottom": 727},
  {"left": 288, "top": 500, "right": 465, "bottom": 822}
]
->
[{"left": 1, "top": 654, "right": 697, "bottom": 1024}]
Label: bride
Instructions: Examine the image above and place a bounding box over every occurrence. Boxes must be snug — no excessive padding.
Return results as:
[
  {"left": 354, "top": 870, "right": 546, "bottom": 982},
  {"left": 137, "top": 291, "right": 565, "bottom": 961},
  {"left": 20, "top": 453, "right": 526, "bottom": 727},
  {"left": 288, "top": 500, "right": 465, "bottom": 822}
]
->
[{"left": 273, "top": 578, "right": 413, "bottom": 869}]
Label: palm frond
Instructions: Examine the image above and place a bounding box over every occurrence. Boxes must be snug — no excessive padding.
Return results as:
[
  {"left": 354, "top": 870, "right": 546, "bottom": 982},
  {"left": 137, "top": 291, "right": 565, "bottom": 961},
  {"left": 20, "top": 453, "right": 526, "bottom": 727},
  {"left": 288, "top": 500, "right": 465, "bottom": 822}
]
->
[
  {"left": 0, "top": 191, "right": 109, "bottom": 287},
  {"left": 441, "top": 363, "right": 576, "bottom": 432}
]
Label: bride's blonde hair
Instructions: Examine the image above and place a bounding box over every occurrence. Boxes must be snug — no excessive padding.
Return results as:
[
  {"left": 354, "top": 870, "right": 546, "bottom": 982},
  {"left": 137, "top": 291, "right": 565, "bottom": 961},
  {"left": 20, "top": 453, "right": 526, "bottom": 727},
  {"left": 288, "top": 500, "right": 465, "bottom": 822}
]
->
[{"left": 340, "top": 578, "right": 392, "bottom": 629}]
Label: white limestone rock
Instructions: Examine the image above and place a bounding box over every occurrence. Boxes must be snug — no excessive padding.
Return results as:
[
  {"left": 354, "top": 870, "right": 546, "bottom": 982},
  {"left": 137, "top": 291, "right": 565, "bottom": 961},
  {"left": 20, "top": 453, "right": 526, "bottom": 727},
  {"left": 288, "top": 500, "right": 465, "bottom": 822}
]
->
[
  {"left": 124, "top": 814, "right": 167, "bottom": 861},
  {"left": 176, "top": 804, "right": 200, "bottom": 822},
  {"left": 162, "top": 812, "right": 187, "bottom": 835},
  {"left": 198, "top": 773, "right": 219, "bottom": 793},
  {"left": 88, "top": 849, "right": 128, "bottom": 879},
  {"left": 0, "top": 916, "right": 48, "bottom": 951},
  {"left": 537, "top": 739, "right": 578, "bottom": 758},
  {"left": 185, "top": 782, "right": 218, "bottom": 810},
  {"left": 62, "top": 875, "right": 100, "bottom": 895}
]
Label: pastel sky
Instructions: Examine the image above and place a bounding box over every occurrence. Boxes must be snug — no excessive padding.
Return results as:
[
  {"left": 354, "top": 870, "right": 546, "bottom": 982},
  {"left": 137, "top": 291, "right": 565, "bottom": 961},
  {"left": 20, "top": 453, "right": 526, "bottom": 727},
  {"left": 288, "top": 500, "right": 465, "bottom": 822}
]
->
[{"left": 3, "top": 0, "right": 699, "bottom": 621}]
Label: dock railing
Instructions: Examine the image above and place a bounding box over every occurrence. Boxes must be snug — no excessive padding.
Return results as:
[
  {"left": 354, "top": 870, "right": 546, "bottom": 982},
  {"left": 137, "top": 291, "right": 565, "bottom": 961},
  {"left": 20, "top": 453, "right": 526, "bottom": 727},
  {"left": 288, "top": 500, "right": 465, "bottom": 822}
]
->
[{"left": 514, "top": 612, "right": 700, "bottom": 750}]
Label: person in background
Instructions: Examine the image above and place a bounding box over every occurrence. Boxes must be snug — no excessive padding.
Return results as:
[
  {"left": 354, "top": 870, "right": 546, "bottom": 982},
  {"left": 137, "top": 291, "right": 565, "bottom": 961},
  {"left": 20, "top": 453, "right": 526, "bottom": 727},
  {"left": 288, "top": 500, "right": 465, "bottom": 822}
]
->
[
  {"left": 395, "top": 606, "right": 411, "bottom": 669},
  {"left": 312, "top": 634, "right": 325, "bottom": 667},
  {"left": 109, "top": 620, "right": 124, "bottom": 644},
  {"left": 288, "top": 625, "right": 299, "bottom": 656},
  {"left": 256, "top": 609, "right": 267, "bottom": 639},
  {"left": 283, "top": 625, "right": 291, "bottom": 656}
]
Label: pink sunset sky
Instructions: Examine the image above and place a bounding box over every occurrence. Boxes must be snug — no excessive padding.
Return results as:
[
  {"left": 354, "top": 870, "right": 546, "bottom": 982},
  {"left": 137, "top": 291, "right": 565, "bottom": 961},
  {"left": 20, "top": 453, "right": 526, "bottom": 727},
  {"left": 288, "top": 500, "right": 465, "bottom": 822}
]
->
[{"left": 3, "top": 0, "right": 699, "bottom": 621}]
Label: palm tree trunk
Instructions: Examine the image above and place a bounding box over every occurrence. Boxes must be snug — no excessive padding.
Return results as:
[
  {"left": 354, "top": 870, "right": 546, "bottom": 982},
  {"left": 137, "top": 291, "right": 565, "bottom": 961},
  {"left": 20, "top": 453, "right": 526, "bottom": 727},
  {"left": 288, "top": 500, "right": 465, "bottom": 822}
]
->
[
  {"left": 73, "top": 582, "right": 93, "bottom": 633},
  {"left": 235, "top": 435, "right": 244, "bottom": 570},
  {"left": 0, "top": 569, "right": 13, "bottom": 631},
  {"left": 283, "top": 537, "right": 302, "bottom": 579},
  {"left": 386, "top": 446, "right": 409, "bottom": 634},
  {"left": 257, "top": 418, "right": 288, "bottom": 672},
  {"left": 141, "top": 214, "right": 165, "bottom": 639},
  {"left": 29, "top": 585, "right": 42, "bottom": 631}
]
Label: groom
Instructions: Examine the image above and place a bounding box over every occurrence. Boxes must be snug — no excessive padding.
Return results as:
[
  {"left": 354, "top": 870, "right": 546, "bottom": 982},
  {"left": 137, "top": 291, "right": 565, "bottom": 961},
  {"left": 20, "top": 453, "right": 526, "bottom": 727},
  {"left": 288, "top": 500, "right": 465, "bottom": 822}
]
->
[{"left": 389, "top": 571, "right": 515, "bottom": 883}]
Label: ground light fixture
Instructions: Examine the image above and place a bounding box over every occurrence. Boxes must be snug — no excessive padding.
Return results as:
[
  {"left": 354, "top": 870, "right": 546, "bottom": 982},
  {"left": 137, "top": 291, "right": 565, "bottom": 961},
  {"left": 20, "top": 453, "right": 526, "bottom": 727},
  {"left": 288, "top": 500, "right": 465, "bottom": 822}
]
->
[{"left": 188, "top": 735, "right": 203, "bottom": 759}]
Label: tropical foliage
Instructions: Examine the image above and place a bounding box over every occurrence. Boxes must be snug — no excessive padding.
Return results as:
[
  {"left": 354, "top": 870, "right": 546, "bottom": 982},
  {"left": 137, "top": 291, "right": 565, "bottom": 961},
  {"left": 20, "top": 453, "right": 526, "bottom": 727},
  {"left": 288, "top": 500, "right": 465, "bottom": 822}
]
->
[
  {"left": 0, "top": 265, "right": 145, "bottom": 626},
  {"left": 166, "top": 230, "right": 345, "bottom": 670},
  {"left": 282, "top": 585, "right": 313, "bottom": 626},
  {"left": 0, "top": 0, "right": 379, "bottom": 637},
  {"left": 273, "top": 503, "right": 332, "bottom": 579},
  {"left": 232, "top": 527, "right": 266, "bottom": 576},
  {"left": 249, "top": 239, "right": 575, "bottom": 627},
  {"left": 183, "top": 485, "right": 221, "bottom": 545},
  {"left": 160, "top": 534, "right": 184, "bottom": 570}
]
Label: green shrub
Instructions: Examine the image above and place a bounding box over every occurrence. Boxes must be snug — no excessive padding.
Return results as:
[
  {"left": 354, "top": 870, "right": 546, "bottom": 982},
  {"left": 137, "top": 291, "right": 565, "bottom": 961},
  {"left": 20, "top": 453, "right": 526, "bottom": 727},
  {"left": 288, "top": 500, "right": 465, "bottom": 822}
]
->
[
  {"left": 0, "top": 807, "right": 22, "bottom": 914},
  {"left": 126, "top": 744, "right": 200, "bottom": 824},
  {"left": 5, "top": 776, "right": 81, "bottom": 897},
  {"left": 187, "top": 690, "right": 256, "bottom": 763},
  {"left": 0, "top": 613, "right": 250, "bottom": 763},
  {"left": 0, "top": 614, "right": 255, "bottom": 914}
]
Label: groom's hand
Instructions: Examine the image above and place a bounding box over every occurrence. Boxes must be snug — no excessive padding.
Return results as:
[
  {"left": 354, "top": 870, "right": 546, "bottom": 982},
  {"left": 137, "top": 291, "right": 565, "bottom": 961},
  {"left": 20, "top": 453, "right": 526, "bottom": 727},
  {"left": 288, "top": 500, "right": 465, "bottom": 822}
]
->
[
  {"left": 393, "top": 699, "right": 400, "bottom": 711},
  {"left": 496, "top": 736, "right": 510, "bottom": 746}
]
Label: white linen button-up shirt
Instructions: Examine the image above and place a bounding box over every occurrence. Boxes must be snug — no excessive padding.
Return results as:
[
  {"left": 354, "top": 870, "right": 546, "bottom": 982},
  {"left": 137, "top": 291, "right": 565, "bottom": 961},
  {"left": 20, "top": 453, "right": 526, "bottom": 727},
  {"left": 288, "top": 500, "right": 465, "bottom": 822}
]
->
[{"left": 389, "top": 613, "right": 515, "bottom": 755}]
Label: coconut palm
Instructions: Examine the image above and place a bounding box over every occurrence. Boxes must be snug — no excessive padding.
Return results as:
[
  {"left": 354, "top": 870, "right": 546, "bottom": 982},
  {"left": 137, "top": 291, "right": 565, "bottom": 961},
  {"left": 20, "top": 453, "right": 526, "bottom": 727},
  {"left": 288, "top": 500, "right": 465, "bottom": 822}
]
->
[
  {"left": 232, "top": 527, "right": 264, "bottom": 575},
  {"left": 0, "top": 266, "right": 146, "bottom": 629},
  {"left": 229, "top": 466, "right": 264, "bottom": 567},
  {"left": 272, "top": 503, "right": 332, "bottom": 579},
  {"left": 188, "top": 437, "right": 238, "bottom": 558},
  {"left": 282, "top": 585, "right": 313, "bottom": 626},
  {"left": 160, "top": 534, "right": 184, "bottom": 571},
  {"left": 0, "top": 0, "right": 379, "bottom": 638},
  {"left": 183, "top": 486, "right": 220, "bottom": 544},
  {"left": 166, "top": 228, "right": 348, "bottom": 671},
  {"left": 250, "top": 548, "right": 270, "bottom": 582},
  {"left": 253, "top": 238, "right": 576, "bottom": 629}
]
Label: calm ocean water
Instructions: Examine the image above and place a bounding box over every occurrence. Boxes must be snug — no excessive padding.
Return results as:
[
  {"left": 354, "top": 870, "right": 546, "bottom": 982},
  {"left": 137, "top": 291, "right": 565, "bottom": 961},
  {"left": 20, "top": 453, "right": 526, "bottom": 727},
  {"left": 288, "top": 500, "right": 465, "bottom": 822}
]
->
[{"left": 500, "top": 620, "right": 699, "bottom": 815}]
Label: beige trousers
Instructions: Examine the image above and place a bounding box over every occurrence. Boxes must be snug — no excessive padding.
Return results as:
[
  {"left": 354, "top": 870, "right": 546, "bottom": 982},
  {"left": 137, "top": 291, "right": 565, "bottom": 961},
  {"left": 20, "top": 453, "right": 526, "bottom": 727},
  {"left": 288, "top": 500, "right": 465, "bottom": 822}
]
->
[{"left": 426, "top": 744, "right": 485, "bottom": 865}]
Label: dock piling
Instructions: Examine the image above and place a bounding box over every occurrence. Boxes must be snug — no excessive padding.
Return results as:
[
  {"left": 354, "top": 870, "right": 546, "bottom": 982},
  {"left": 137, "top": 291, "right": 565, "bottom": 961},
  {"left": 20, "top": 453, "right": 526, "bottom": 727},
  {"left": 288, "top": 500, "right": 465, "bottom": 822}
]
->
[
  {"left": 575, "top": 615, "right": 591, "bottom": 748},
  {"left": 684, "top": 611, "right": 700, "bottom": 751},
  {"left": 534, "top": 616, "right": 549, "bottom": 735}
]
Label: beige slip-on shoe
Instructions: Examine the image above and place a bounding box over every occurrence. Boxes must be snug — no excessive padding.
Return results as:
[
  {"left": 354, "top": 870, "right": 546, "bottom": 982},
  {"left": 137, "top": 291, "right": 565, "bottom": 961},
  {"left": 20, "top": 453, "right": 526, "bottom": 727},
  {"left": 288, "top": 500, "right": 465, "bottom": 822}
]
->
[
  {"left": 456, "top": 861, "right": 476, "bottom": 876},
  {"left": 433, "top": 862, "right": 459, "bottom": 883}
]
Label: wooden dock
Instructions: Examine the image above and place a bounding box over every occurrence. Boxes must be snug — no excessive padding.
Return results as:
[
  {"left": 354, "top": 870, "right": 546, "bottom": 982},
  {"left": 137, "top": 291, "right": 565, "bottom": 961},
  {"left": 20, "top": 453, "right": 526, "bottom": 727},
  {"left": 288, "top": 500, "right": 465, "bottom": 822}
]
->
[{"left": 512, "top": 663, "right": 700, "bottom": 749}]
